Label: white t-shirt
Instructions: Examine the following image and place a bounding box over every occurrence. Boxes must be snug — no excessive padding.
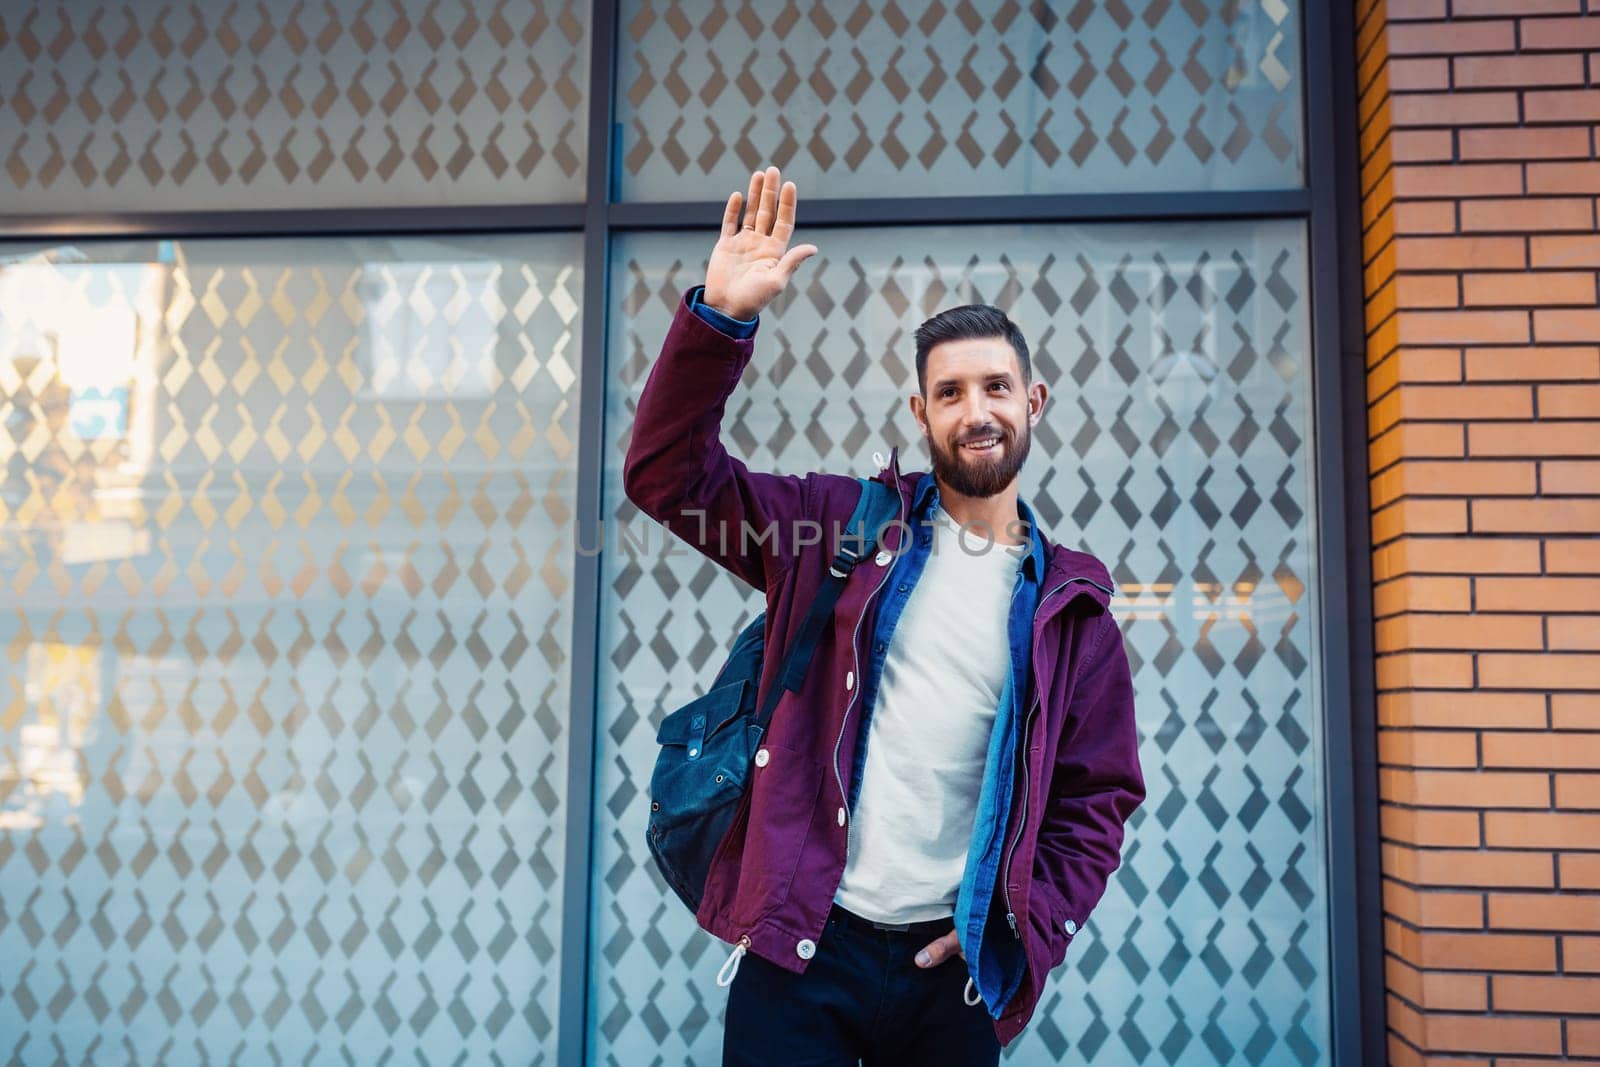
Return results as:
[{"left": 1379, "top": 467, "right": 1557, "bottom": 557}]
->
[{"left": 833, "top": 502, "right": 1025, "bottom": 924}]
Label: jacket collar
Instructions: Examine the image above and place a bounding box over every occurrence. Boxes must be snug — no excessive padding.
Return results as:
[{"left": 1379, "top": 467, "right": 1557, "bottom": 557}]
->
[{"left": 881, "top": 443, "right": 1113, "bottom": 601}]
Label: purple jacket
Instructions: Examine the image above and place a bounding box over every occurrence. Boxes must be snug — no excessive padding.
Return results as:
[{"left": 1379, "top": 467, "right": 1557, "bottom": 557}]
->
[{"left": 622, "top": 289, "right": 1146, "bottom": 1047}]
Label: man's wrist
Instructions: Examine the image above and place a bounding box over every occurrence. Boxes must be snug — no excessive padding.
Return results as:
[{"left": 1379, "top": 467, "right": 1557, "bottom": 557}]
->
[{"left": 700, "top": 288, "right": 759, "bottom": 323}]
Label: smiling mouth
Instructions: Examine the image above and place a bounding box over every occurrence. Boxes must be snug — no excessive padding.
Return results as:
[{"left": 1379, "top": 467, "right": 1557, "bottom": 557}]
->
[{"left": 960, "top": 436, "right": 1001, "bottom": 455}]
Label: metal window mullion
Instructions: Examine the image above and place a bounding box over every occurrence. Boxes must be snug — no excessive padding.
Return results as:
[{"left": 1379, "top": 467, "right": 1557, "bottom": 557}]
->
[
  {"left": 555, "top": 2, "right": 619, "bottom": 1066},
  {"left": 1302, "top": 0, "right": 1385, "bottom": 1063}
]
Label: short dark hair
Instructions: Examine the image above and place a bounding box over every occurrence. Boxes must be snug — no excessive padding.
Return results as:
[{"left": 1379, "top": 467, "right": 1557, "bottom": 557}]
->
[{"left": 913, "top": 304, "right": 1031, "bottom": 397}]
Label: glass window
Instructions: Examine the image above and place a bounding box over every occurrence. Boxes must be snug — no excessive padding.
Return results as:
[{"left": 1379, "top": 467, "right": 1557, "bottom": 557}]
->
[
  {"left": 616, "top": 0, "right": 1302, "bottom": 201},
  {"left": 1, "top": 3, "right": 589, "bottom": 213},
  {"left": 591, "top": 220, "right": 1325, "bottom": 1063},
  {"left": 0, "top": 234, "right": 582, "bottom": 1061}
]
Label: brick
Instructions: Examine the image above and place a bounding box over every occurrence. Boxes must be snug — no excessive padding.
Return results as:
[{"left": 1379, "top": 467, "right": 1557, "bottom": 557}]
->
[
  {"left": 1557, "top": 774, "right": 1600, "bottom": 810},
  {"left": 1395, "top": 275, "right": 1461, "bottom": 309},
  {"left": 1520, "top": 16, "right": 1600, "bottom": 50},
  {"left": 1462, "top": 271, "right": 1596, "bottom": 306},
  {"left": 1459, "top": 125, "right": 1594, "bottom": 160},
  {"left": 1455, "top": 0, "right": 1578, "bottom": 10},
  {"left": 1477, "top": 576, "right": 1600, "bottom": 612},
  {"left": 1389, "top": 20, "right": 1516, "bottom": 55},
  {"left": 1392, "top": 94, "right": 1522, "bottom": 128},
  {"left": 1470, "top": 421, "right": 1600, "bottom": 455},
  {"left": 1549, "top": 540, "right": 1600, "bottom": 574},
  {"left": 1379, "top": 728, "right": 1481, "bottom": 767},
  {"left": 1483, "top": 730, "right": 1600, "bottom": 768},
  {"left": 1528, "top": 161, "right": 1600, "bottom": 195},
  {"left": 1374, "top": 575, "right": 1473, "bottom": 616},
  {"left": 1464, "top": 346, "right": 1600, "bottom": 381},
  {"left": 1373, "top": 498, "right": 1469, "bottom": 542},
  {"left": 1374, "top": 459, "right": 1537, "bottom": 502},
  {"left": 1380, "top": 613, "right": 1545, "bottom": 650},
  {"left": 1474, "top": 497, "right": 1600, "bottom": 532},
  {"left": 1462, "top": 197, "right": 1596, "bottom": 233},
  {"left": 1388, "top": 844, "right": 1556, "bottom": 888},
  {"left": 1490, "top": 974, "right": 1600, "bottom": 1013},
  {"left": 1489, "top": 891, "right": 1600, "bottom": 930},
  {"left": 1381, "top": 767, "right": 1552, "bottom": 807},
  {"left": 1535, "top": 307, "right": 1600, "bottom": 343},
  {"left": 1485, "top": 810, "right": 1600, "bottom": 847},
  {"left": 1455, "top": 53, "right": 1588, "bottom": 87},
  {"left": 1391, "top": 128, "right": 1456, "bottom": 163},
  {"left": 1382, "top": 804, "right": 1485, "bottom": 845},
  {"left": 1396, "top": 236, "right": 1528, "bottom": 271},
  {"left": 1538, "top": 383, "right": 1600, "bottom": 416},
  {"left": 1393, "top": 200, "right": 1459, "bottom": 233},
  {"left": 1480, "top": 653, "right": 1600, "bottom": 689},
  {"left": 1550, "top": 615, "right": 1600, "bottom": 651},
  {"left": 1531, "top": 234, "right": 1600, "bottom": 268},
  {"left": 1576, "top": 1018, "right": 1600, "bottom": 1057},
  {"left": 1407, "top": 927, "right": 1558, "bottom": 970},
  {"left": 1567, "top": 935, "right": 1600, "bottom": 972},
  {"left": 1389, "top": 57, "right": 1451, "bottom": 91},
  {"left": 1555, "top": 695, "right": 1600, "bottom": 729},
  {"left": 1380, "top": 691, "right": 1548, "bottom": 729},
  {"left": 1423, "top": 1011, "right": 1562, "bottom": 1055},
  {"left": 1375, "top": 536, "right": 1543, "bottom": 577},
  {"left": 1544, "top": 458, "right": 1600, "bottom": 493},
  {"left": 1387, "top": 0, "right": 1447, "bottom": 16},
  {"left": 1370, "top": 424, "right": 1466, "bottom": 469},
  {"left": 1377, "top": 650, "right": 1476, "bottom": 687},
  {"left": 1525, "top": 89, "right": 1600, "bottom": 122},
  {"left": 1394, "top": 162, "right": 1525, "bottom": 200},
  {"left": 1397, "top": 312, "right": 1531, "bottom": 345},
  {"left": 1386, "top": 955, "right": 1488, "bottom": 1011}
]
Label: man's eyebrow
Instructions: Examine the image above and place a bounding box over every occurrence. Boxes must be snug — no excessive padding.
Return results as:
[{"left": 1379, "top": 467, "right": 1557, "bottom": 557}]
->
[{"left": 929, "top": 371, "right": 1017, "bottom": 392}]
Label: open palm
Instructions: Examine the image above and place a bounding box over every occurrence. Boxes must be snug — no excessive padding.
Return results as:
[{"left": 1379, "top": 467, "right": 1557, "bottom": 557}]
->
[{"left": 703, "top": 165, "right": 820, "bottom": 321}]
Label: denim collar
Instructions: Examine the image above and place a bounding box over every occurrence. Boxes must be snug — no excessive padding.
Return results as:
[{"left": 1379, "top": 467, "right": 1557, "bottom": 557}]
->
[{"left": 909, "top": 471, "right": 1047, "bottom": 583}]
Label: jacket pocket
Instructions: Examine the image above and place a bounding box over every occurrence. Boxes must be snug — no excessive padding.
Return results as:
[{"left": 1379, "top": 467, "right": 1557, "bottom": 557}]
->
[{"left": 734, "top": 741, "right": 825, "bottom": 923}]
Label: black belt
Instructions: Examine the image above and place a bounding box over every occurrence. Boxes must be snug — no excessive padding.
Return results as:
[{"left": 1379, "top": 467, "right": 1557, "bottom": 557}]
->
[{"left": 829, "top": 903, "right": 954, "bottom": 939}]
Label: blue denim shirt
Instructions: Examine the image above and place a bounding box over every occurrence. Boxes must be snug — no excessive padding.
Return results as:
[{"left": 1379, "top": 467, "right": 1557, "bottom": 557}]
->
[{"left": 691, "top": 290, "right": 1042, "bottom": 1015}]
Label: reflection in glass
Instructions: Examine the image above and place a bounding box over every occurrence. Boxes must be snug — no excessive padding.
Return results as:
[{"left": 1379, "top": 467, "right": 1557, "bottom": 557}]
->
[
  {"left": 0, "top": 236, "right": 581, "bottom": 1062},
  {"left": 591, "top": 222, "right": 1325, "bottom": 1064}
]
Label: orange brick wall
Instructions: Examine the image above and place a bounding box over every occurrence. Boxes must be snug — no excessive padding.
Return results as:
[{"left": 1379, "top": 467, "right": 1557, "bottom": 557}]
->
[{"left": 1358, "top": 0, "right": 1600, "bottom": 1062}]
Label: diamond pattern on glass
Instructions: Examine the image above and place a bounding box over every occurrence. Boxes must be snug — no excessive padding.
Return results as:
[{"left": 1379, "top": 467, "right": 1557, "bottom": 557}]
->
[
  {"left": 617, "top": 0, "right": 1302, "bottom": 200},
  {"left": 0, "top": 235, "right": 581, "bottom": 1062},
  {"left": 592, "top": 221, "right": 1324, "bottom": 1065},
  {"left": 1, "top": 1, "right": 589, "bottom": 212}
]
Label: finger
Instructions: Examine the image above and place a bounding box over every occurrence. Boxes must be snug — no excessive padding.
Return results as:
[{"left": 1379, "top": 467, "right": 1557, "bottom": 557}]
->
[
  {"left": 777, "top": 243, "right": 818, "bottom": 282},
  {"left": 755, "top": 164, "right": 780, "bottom": 235},
  {"left": 721, "top": 191, "right": 742, "bottom": 237},
  {"left": 914, "top": 930, "right": 962, "bottom": 968},
  {"left": 772, "top": 180, "right": 797, "bottom": 243},
  {"left": 742, "top": 170, "right": 762, "bottom": 230}
]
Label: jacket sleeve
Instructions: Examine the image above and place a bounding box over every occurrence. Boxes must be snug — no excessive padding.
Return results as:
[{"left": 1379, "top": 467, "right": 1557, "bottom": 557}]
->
[
  {"left": 1032, "top": 611, "right": 1145, "bottom": 969},
  {"left": 622, "top": 286, "right": 819, "bottom": 592}
]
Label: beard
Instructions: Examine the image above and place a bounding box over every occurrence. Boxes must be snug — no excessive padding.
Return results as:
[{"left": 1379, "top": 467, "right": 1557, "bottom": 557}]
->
[{"left": 927, "top": 418, "right": 1031, "bottom": 498}]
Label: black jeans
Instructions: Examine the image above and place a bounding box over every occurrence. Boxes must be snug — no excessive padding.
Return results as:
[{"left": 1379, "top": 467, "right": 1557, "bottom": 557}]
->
[{"left": 722, "top": 904, "right": 1002, "bottom": 1066}]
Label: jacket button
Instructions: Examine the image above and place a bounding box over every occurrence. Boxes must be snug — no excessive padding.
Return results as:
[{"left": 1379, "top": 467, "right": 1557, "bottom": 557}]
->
[
  {"left": 875, "top": 550, "right": 892, "bottom": 566},
  {"left": 845, "top": 670, "right": 854, "bottom": 691},
  {"left": 754, "top": 748, "right": 770, "bottom": 768},
  {"left": 796, "top": 938, "right": 816, "bottom": 960},
  {"left": 837, "top": 806, "right": 846, "bottom": 826},
  {"left": 1064, "top": 918, "right": 1077, "bottom": 935}
]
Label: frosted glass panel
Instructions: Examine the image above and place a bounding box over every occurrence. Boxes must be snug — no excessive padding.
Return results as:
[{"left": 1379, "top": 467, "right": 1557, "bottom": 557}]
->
[{"left": 592, "top": 220, "right": 1326, "bottom": 1065}]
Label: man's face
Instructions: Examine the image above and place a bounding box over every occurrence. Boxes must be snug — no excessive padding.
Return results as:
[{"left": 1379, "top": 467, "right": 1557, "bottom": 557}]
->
[{"left": 912, "top": 337, "right": 1043, "bottom": 499}]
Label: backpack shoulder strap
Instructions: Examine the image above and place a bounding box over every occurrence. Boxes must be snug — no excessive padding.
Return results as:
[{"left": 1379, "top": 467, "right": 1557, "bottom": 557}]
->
[{"left": 758, "top": 476, "right": 902, "bottom": 729}]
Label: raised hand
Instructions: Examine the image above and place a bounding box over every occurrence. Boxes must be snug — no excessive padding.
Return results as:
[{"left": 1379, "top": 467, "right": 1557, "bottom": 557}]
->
[{"left": 703, "top": 165, "right": 820, "bottom": 321}]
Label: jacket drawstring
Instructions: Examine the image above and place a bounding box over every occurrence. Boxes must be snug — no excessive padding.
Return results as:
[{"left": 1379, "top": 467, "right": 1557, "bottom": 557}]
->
[
  {"left": 717, "top": 936, "right": 751, "bottom": 987},
  {"left": 963, "top": 976, "right": 983, "bottom": 1007}
]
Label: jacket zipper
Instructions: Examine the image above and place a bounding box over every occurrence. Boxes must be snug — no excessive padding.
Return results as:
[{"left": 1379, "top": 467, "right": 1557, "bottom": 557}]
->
[
  {"left": 1002, "top": 574, "right": 1115, "bottom": 938},
  {"left": 831, "top": 474, "right": 906, "bottom": 869}
]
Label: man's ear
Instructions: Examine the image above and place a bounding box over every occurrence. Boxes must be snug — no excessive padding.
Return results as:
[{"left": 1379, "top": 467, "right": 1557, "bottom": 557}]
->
[
  {"left": 908, "top": 392, "right": 928, "bottom": 436},
  {"left": 1027, "top": 380, "right": 1048, "bottom": 427}
]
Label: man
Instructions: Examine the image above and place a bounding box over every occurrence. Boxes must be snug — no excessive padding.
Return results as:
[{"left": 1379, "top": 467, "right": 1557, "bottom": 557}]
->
[{"left": 623, "top": 166, "right": 1145, "bottom": 1066}]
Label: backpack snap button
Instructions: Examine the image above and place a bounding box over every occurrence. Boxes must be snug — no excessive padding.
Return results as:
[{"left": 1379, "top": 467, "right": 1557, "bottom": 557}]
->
[
  {"left": 754, "top": 748, "right": 770, "bottom": 767},
  {"left": 1064, "top": 918, "right": 1078, "bottom": 935},
  {"left": 796, "top": 938, "right": 816, "bottom": 960}
]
